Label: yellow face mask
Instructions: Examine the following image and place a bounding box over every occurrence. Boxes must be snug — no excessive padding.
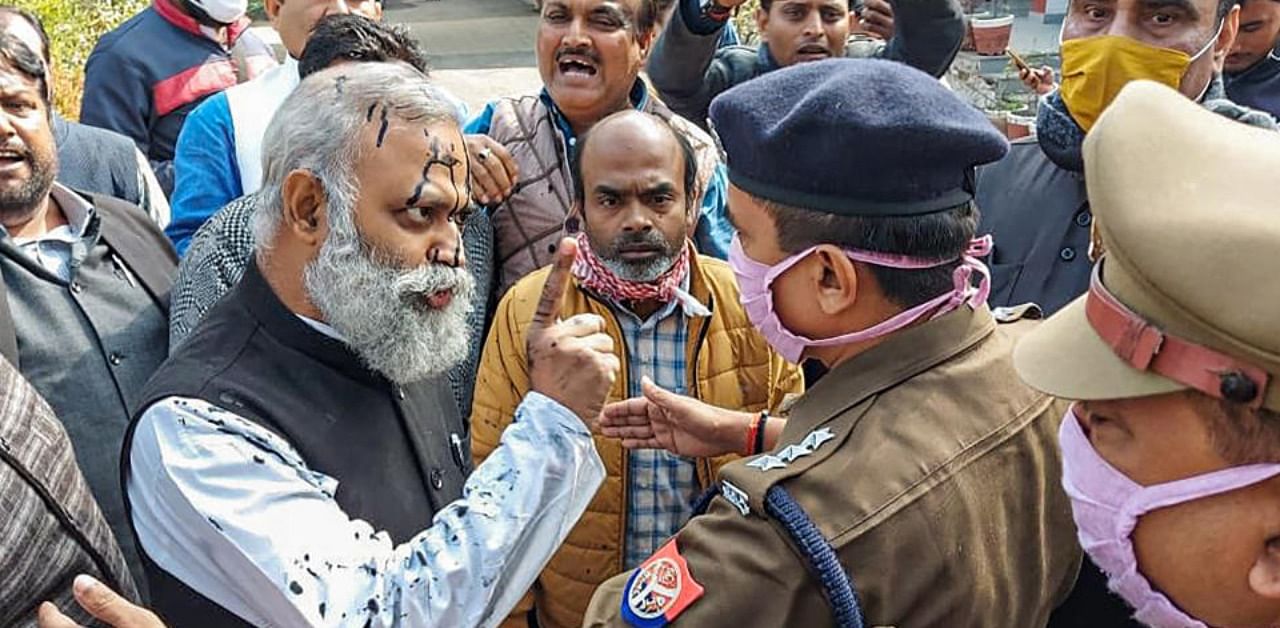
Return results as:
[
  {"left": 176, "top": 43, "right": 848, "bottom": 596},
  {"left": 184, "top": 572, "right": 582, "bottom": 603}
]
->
[{"left": 1059, "top": 28, "right": 1221, "bottom": 132}]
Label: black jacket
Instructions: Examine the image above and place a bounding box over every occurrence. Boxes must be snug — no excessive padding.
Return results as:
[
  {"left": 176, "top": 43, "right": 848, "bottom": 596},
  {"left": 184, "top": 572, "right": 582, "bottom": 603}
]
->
[{"left": 123, "top": 260, "right": 470, "bottom": 627}]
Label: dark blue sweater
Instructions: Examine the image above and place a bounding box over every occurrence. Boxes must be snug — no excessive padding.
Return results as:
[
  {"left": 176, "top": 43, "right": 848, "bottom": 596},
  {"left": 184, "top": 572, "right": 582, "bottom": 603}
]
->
[
  {"left": 80, "top": 0, "right": 275, "bottom": 197},
  {"left": 1226, "top": 46, "right": 1280, "bottom": 120}
]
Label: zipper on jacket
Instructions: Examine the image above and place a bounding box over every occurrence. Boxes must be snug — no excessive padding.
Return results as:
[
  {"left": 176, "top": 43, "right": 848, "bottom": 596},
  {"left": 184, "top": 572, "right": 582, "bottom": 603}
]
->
[{"left": 687, "top": 293, "right": 716, "bottom": 488}]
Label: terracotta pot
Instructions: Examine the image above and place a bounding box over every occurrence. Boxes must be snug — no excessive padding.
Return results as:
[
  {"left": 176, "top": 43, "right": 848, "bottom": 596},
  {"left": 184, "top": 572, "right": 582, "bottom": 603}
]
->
[
  {"left": 970, "top": 15, "right": 1014, "bottom": 56},
  {"left": 961, "top": 19, "right": 977, "bottom": 51},
  {"left": 1006, "top": 111, "right": 1036, "bottom": 139}
]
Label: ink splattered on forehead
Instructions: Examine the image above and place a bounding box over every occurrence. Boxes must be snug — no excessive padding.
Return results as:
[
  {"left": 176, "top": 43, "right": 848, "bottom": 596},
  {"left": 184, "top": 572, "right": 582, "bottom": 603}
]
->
[{"left": 407, "top": 128, "right": 471, "bottom": 266}]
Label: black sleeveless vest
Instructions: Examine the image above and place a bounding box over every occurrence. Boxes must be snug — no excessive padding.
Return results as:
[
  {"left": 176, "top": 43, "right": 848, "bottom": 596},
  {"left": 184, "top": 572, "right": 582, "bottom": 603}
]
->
[{"left": 122, "top": 259, "right": 471, "bottom": 627}]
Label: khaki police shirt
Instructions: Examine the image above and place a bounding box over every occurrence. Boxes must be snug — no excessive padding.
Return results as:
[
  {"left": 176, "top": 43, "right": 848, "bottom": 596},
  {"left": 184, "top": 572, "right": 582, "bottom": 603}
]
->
[{"left": 584, "top": 307, "right": 1081, "bottom": 627}]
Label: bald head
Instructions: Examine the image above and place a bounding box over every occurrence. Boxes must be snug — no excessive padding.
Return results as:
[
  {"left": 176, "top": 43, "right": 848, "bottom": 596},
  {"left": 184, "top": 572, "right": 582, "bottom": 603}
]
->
[
  {"left": 572, "top": 109, "right": 699, "bottom": 212},
  {"left": 570, "top": 109, "right": 698, "bottom": 286}
]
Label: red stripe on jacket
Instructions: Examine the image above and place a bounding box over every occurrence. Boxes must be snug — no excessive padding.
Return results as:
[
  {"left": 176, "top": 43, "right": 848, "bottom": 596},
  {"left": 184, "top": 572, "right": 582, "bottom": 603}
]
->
[
  {"left": 152, "top": 60, "right": 238, "bottom": 116},
  {"left": 152, "top": 0, "right": 252, "bottom": 43}
]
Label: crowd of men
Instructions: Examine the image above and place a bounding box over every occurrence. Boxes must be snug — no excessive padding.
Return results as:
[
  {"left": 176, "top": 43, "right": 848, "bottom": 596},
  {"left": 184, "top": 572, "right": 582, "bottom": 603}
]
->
[{"left": 0, "top": 0, "right": 1278, "bottom": 626}]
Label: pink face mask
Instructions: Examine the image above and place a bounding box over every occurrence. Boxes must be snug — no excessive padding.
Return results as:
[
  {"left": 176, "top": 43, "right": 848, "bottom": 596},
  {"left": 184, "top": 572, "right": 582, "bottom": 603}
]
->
[
  {"left": 727, "top": 234, "right": 993, "bottom": 364},
  {"left": 1059, "top": 407, "right": 1280, "bottom": 627}
]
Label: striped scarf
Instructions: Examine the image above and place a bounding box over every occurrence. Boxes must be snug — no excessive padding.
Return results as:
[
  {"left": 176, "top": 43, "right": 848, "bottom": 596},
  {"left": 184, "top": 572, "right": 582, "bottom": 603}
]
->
[{"left": 571, "top": 232, "right": 690, "bottom": 304}]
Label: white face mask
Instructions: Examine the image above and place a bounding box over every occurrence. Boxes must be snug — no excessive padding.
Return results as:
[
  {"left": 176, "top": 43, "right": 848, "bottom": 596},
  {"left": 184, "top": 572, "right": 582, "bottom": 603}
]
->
[{"left": 190, "top": 0, "right": 248, "bottom": 24}]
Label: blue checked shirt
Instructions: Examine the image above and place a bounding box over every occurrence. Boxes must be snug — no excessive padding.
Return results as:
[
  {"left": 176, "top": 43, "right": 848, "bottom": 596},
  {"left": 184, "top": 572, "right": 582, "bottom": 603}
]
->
[{"left": 606, "top": 276, "right": 713, "bottom": 569}]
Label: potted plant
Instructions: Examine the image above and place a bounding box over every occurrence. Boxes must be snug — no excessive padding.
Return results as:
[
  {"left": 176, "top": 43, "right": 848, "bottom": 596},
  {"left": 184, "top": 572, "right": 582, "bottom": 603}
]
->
[
  {"left": 970, "top": 0, "right": 1015, "bottom": 56},
  {"left": 1005, "top": 105, "right": 1037, "bottom": 139}
]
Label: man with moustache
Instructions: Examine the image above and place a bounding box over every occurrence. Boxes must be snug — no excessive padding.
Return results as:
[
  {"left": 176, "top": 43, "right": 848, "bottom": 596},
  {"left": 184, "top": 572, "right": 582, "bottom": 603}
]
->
[
  {"left": 464, "top": 0, "right": 729, "bottom": 296},
  {"left": 645, "top": 0, "right": 962, "bottom": 130},
  {"left": 0, "top": 34, "right": 176, "bottom": 594},
  {"left": 123, "top": 63, "right": 617, "bottom": 628},
  {"left": 166, "top": 15, "right": 495, "bottom": 427},
  {"left": 471, "top": 109, "right": 802, "bottom": 628}
]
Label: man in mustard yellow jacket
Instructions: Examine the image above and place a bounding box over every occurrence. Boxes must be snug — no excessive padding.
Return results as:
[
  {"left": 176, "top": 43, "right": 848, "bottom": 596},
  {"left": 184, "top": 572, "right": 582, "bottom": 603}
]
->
[{"left": 470, "top": 110, "right": 802, "bottom": 628}]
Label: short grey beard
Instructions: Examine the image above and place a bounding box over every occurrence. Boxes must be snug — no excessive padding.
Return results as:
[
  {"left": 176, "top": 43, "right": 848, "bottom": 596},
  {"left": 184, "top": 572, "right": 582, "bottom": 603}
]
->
[
  {"left": 304, "top": 217, "right": 474, "bottom": 385},
  {"left": 594, "top": 228, "right": 684, "bottom": 283},
  {"left": 600, "top": 251, "right": 679, "bottom": 283}
]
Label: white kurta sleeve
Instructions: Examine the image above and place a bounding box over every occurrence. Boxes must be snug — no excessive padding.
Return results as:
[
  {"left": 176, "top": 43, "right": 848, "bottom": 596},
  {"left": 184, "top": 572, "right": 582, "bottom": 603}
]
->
[{"left": 127, "top": 392, "right": 604, "bottom": 628}]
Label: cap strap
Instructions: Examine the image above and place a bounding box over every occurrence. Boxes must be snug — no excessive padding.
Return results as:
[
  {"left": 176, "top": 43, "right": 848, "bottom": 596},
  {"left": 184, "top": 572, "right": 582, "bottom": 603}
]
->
[{"left": 1085, "top": 265, "right": 1271, "bottom": 408}]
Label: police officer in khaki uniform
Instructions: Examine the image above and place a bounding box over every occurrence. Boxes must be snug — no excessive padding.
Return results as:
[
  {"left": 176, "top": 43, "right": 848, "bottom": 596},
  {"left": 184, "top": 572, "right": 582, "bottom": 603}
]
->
[
  {"left": 1014, "top": 80, "right": 1280, "bottom": 628},
  {"left": 584, "top": 58, "right": 1081, "bottom": 627}
]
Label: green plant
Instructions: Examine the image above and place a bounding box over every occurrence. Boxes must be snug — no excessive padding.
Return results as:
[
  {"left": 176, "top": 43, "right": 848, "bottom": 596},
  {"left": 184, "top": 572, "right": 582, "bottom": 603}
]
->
[
  {"left": 10, "top": 0, "right": 150, "bottom": 120},
  {"left": 248, "top": 0, "right": 267, "bottom": 20}
]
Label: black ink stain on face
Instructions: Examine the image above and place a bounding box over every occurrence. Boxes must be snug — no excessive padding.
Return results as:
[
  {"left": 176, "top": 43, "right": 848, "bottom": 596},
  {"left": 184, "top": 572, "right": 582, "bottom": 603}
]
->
[
  {"left": 290, "top": 581, "right": 303, "bottom": 595},
  {"left": 366, "top": 103, "right": 377, "bottom": 122},
  {"left": 376, "top": 106, "right": 390, "bottom": 148},
  {"left": 405, "top": 132, "right": 469, "bottom": 270},
  {"left": 207, "top": 517, "right": 223, "bottom": 532}
]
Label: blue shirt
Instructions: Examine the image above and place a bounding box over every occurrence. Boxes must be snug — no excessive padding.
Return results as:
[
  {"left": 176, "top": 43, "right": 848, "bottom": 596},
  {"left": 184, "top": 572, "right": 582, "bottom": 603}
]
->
[
  {"left": 166, "top": 91, "right": 240, "bottom": 256},
  {"left": 464, "top": 82, "right": 734, "bottom": 260}
]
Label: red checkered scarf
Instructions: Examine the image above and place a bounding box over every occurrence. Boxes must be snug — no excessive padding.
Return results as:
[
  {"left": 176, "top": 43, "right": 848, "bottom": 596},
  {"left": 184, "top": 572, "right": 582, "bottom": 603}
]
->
[{"left": 571, "top": 232, "right": 691, "bottom": 304}]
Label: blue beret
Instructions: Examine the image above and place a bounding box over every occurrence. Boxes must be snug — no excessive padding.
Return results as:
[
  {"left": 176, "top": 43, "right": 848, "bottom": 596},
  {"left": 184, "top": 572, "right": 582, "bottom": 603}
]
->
[{"left": 708, "top": 58, "right": 1010, "bottom": 217}]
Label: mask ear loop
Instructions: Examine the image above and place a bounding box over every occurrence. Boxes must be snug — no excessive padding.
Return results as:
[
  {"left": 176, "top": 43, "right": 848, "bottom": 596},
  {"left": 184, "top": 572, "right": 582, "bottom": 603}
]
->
[{"left": 1192, "top": 18, "right": 1228, "bottom": 101}]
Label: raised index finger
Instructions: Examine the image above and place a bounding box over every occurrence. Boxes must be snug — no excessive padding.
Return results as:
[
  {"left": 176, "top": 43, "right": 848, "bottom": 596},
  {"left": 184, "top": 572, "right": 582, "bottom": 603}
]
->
[{"left": 531, "top": 237, "right": 578, "bottom": 330}]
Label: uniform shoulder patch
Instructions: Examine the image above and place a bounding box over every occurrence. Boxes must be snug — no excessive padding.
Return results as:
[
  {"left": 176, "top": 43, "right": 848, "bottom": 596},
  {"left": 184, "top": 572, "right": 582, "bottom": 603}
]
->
[{"left": 621, "top": 538, "right": 705, "bottom": 626}]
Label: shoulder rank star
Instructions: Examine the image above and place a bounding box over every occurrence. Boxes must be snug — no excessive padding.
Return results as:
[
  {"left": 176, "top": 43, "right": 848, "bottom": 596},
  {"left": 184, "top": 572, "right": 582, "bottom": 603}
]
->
[
  {"left": 746, "top": 454, "right": 787, "bottom": 471},
  {"left": 777, "top": 444, "right": 810, "bottom": 463},
  {"left": 747, "top": 428, "right": 838, "bottom": 472},
  {"left": 800, "top": 427, "right": 836, "bottom": 451}
]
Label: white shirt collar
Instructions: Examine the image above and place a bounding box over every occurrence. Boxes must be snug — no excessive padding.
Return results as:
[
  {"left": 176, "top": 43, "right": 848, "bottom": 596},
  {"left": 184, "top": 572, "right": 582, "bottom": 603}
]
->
[
  {"left": 11, "top": 183, "right": 95, "bottom": 244},
  {"left": 295, "top": 315, "right": 345, "bottom": 342}
]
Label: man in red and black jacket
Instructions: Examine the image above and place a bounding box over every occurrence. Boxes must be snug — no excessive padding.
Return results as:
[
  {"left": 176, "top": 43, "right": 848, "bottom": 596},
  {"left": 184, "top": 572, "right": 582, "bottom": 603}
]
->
[{"left": 80, "top": 0, "right": 276, "bottom": 198}]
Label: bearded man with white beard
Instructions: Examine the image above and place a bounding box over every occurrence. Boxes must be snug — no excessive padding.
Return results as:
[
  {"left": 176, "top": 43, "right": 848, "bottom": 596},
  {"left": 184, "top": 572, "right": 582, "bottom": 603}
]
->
[{"left": 121, "top": 63, "right": 620, "bottom": 628}]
